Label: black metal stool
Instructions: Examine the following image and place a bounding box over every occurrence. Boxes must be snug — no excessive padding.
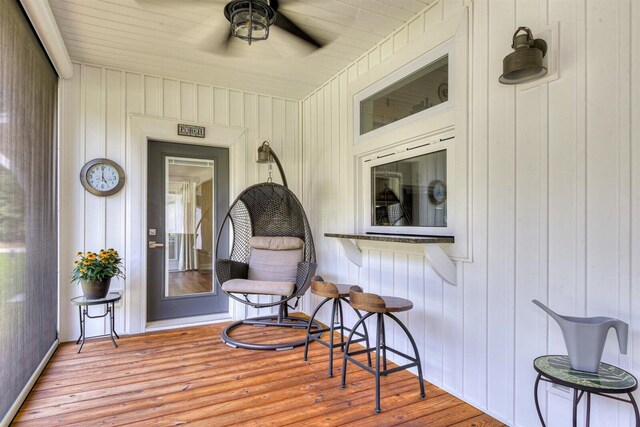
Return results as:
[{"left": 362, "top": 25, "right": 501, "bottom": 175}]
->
[
  {"left": 304, "top": 276, "right": 371, "bottom": 377},
  {"left": 341, "top": 287, "right": 426, "bottom": 413}
]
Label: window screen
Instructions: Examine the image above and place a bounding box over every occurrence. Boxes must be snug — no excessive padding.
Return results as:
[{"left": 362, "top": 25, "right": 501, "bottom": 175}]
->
[
  {"left": 371, "top": 150, "right": 447, "bottom": 228},
  {"left": 0, "top": 0, "right": 58, "bottom": 420}
]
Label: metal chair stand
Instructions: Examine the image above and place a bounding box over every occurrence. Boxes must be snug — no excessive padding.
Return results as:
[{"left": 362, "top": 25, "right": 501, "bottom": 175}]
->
[{"left": 221, "top": 300, "right": 323, "bottom": 351}]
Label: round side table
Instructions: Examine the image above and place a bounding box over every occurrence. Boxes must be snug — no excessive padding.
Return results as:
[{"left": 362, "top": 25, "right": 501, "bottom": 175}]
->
[
  {"left": 70, "top": 292, "right": 121, "bottom": 353},
  {"left": 534, "top": 355, "right": 639, "bottom": 427}
]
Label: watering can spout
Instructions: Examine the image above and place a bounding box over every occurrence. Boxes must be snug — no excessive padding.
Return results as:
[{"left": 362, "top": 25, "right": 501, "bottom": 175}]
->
[{"left": 532, "top": 299, "right": 564, "bottom": 324}]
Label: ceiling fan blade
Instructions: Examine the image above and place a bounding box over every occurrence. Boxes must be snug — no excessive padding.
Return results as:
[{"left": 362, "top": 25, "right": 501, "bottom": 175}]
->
[
  {"left": 134, "top": 0, "right": 227, "bottom": 6},
  {"left": 197, "top": 24, "right": 234, "bottom": 55},
  {"left": 222, "top": 30, "right": 233, "bottom": 52},
  {"left": 269, "top": 0, "right": 323, "bottom": 49},
  {"left": 273, "top": 11, "right": 323, "bottom": 48}
]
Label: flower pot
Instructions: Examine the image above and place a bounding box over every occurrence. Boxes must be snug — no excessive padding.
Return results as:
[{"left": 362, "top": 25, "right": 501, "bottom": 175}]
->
[{"left": 81, "top": 277, "right": 112, "bottom": 299}]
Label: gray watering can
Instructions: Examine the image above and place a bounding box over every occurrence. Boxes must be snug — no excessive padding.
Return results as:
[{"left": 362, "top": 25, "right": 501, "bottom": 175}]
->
[{"left": 532, "top": 300, "right": 628, "bottom": 373}]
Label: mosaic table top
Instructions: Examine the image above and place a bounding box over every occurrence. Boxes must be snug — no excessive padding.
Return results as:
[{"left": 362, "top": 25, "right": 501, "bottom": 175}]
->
[{"left": 534, "top": 355, "right": 637, "bottom": 393}]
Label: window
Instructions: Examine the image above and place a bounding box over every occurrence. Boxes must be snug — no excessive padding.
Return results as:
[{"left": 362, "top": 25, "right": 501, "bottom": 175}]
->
[
  {"left": 363, "top": 137, "right": 453, "bottom": 236},
  {"left": 355, "top": 40, "right": 454, "bottom": 143},
  {"left": 361, "top": 56, "right": 448, "bottom": 135},
  {"left": 371, "top": 150, "right": 447, "bottom": 228}
]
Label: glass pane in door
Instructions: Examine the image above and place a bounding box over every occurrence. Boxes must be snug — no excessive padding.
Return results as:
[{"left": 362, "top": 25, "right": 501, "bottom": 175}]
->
[{"left": 165, "top": 157, "right": 215, "bottom": 297}]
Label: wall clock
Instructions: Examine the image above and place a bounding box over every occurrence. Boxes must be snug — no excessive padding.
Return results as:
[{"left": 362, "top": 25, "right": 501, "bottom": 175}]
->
[
  {"left": 80, "top": 158, "right": 125, "bottom": 196},
  {"left": 438, "top": 83, "right": 448, "bottom": 102},
  {"left": 428, "top": 179, "right": 447, "bottom": 205}
]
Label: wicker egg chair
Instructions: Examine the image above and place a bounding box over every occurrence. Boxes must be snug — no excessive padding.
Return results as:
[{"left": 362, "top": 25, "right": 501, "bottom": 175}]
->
[{"left": 214, "top": 181, "right": 320, "bottom": 350}]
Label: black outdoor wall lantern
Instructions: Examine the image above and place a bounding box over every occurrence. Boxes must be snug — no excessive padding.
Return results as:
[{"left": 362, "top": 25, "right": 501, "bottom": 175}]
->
[{"left": 499, "top": 26, "right": 548, "bottom": 85}]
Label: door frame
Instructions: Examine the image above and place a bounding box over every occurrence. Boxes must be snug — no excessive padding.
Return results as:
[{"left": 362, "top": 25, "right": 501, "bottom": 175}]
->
[{"left": 127, "top": 115, "right": 246, "bottom": 334}]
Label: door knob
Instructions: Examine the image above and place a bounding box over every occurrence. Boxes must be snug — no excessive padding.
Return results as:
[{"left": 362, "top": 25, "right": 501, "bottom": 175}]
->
[{"left": 148, "top": 241, "right": 164, "bottom": 249}]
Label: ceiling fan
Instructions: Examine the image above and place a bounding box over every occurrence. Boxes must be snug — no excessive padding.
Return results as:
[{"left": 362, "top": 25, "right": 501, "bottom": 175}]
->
[{"left": 135, "top": 0, "right": 326, "bottom": 56}]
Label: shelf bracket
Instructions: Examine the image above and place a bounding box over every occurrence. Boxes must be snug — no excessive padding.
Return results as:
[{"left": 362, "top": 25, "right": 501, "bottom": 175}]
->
[
  {"left": 338, "top": 238, "right": 362, "bottom": 267},
  {"left": 423, "top": 244, "right": 457, "bottom": 286}
]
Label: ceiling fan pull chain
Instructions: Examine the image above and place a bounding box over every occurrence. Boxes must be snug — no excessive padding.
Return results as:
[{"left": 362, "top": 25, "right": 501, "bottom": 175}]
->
[
  {"left": 247, "top": 0, "right": 253, "bottom": 45},
  {"left": 267, "top": 159, "right": 273, "bottom": 183}
]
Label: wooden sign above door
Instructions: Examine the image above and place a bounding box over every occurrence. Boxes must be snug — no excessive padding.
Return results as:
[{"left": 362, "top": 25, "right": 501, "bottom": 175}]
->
[{"left": 177, "top": 124, "right": 205, "bottom": 138}]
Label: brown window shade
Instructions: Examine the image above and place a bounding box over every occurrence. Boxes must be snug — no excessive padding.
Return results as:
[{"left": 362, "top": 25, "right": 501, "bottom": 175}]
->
[{"left": 0, "top": 0, "right": 58, "bottom": 420}]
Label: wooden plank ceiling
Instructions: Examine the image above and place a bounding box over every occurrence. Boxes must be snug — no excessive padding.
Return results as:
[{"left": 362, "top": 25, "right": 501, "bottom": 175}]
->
[
  {"left": 49, "top": 0, "right": 434, "bottom": 99},
  {"left": 13, "top": 323, "right": 505, "bottom": 425}
]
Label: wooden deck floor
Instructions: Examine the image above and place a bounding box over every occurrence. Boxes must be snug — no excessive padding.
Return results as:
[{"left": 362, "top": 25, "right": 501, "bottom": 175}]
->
[{"left": 13, "top": 322, "right": 504, "bottom": 426}]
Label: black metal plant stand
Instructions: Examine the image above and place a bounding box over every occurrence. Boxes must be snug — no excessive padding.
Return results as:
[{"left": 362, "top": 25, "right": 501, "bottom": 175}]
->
[
  {"left": 533, "top": 355, "right": 639, "bottom": 427},
  {"left": 71, "top": 292, "right": 121, "bottom": 353}
]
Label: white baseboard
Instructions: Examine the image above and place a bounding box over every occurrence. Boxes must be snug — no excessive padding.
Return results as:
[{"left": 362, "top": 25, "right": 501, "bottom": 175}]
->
[
  {"left": 1, "top": 339, "right": 59, "bottom": 427},
  {"left": 145, "top": 312, "right": 232, "bottom": 332}
]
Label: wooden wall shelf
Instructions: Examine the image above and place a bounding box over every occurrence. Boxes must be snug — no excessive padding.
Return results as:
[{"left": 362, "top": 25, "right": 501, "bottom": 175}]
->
[{"left": 325, "top": 233, "right": 457, "bottom": 286}]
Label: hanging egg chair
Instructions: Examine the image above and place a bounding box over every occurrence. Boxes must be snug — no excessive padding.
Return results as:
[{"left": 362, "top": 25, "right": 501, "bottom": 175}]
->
[{"left": 214, "top": 142, "right": 320, "bottom": 350}]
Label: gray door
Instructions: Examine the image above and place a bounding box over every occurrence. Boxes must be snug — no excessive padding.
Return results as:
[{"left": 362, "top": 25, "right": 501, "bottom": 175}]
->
[{"left": 147, "top": 140, "right": 229, "bottom": 321}]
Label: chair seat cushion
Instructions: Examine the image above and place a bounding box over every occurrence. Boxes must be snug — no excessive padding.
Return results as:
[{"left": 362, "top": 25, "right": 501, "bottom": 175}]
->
[{"left": 222, "top": 279, "right": 295, "bottom": 297}]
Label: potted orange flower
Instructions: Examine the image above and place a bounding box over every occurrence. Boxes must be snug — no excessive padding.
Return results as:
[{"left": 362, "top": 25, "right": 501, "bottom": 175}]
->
[{"left": 71, "top": 249, "right": 125, "bottom": 299}]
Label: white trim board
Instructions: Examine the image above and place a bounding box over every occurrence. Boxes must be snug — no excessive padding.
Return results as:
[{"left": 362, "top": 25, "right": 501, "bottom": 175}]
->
[
  {"left": 126, "top": 115, "right": 247, "bottom": 334},
  {"left": 146, "top": 312, "right": 233, "bottom": 332},
  {"left": 19, "top": 0, "right": 73, "bottom": 78}
]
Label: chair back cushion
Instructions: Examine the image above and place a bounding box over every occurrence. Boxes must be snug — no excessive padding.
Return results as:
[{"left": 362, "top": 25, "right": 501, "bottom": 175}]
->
[{"left": 247, "top": 236, "right": 304, "bottom": 282}]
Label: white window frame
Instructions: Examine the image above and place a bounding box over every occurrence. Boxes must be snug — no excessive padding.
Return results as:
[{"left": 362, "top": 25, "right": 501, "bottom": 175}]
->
[
  {"left": 362, "top": 135, "right": 455, "bottom": 237},
  {"left": 354, "top": 39, "right": 455, "bottom": 145}
]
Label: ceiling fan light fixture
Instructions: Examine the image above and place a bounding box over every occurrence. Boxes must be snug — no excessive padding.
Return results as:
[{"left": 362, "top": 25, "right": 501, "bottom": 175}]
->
[{"left": 224, "top": 0, "right": 276, "bottom": 45}]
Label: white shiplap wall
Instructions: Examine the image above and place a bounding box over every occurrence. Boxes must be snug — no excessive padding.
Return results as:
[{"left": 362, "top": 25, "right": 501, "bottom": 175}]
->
[
  {"left": 59, "top": 62, "right": 300, "bottom": 341},
  {"left": 301, "top": 0, "right": 640, "bottom": 426}
]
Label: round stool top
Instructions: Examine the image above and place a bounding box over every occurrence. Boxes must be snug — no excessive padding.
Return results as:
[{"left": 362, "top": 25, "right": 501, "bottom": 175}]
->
[
  {"left": 376, "top": 295, "right": 413, "bottom": 313},
  {"left": 534, "top": 355, "right": 637, "bottom": 394},
  {"left": 349, "top": 290, "right": 413, "bottom": 313},
  {"left": 71, "top": 292, "right": 122, "bottom": 306},
  {"left": 311, "top": 282, "right": 356, "bottom": 298}
]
